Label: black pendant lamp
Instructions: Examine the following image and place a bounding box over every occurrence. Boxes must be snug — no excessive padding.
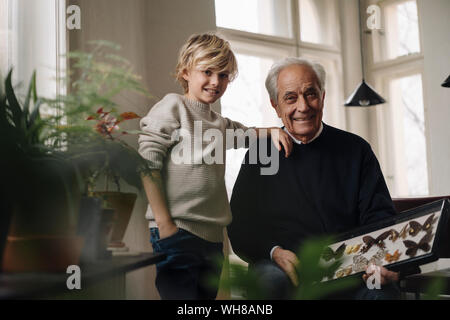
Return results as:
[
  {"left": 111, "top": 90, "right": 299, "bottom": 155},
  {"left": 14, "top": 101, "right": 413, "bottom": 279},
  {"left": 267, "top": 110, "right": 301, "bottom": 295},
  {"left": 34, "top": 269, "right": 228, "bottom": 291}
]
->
[
  {"left": 442, "top": 75, "right": 450, "bottom": 88},
  {"left": 345, "top": 0, "right": 386, "bottom": 107}
]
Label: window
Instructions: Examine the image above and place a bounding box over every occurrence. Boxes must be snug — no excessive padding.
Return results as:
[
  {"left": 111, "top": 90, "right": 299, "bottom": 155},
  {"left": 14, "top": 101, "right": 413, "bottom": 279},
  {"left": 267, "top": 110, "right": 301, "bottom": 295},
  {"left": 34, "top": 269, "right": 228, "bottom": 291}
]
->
[
  {"left": 215, "top": 0, "right": 344, "bottom": 200},
  {"left": 371, "top": 0, "right": 421, "bottom": 62},
  {"left": 0, "top": 0, "right": 66, "bottom": 103},
  {"left": 215, "top": 0, "right": 293, "bottom": 38},
  {"left": 367, "top": 0, "right": 429, "bottom": 196},
  {"left": 386, "top": 74, "right": 429, "bottom": 196},
  {"left": 0, "top": 0, "right": 8, "bottom": 75},
  {"left": 384, "top": 0, "right": 420, "bottom": 59},
  {"left": 299, "top": 0, "right": 339, "bottom": 46}
]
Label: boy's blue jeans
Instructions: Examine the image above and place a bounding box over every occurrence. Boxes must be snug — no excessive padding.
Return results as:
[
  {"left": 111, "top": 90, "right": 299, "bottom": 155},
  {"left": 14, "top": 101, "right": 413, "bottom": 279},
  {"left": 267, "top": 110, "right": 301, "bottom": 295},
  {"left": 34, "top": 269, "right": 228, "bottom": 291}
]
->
[{"left": 150, "top": 227, "right": 224, "bottom": 300}]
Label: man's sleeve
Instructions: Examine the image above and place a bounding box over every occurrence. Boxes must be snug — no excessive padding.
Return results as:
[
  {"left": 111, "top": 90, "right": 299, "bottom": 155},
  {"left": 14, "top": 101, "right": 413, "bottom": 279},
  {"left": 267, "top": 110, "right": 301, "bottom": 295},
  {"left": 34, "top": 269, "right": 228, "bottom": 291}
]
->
[
  {"left": 358, "top": 145, "right": 396, "bottom": 225},
  {"left": 227, "top": 146, "right": 277, "bottom": 263}
]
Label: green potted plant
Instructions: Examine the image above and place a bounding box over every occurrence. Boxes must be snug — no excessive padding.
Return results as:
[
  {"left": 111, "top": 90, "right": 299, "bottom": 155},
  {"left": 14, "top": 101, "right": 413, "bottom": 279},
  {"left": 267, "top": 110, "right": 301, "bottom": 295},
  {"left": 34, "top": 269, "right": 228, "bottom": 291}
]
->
[
  {"left": 0, "top": 70, "right": 83, "bottom": 272},
  {"left": 48, "top": 40, "right": 153, "bottom": 252}
]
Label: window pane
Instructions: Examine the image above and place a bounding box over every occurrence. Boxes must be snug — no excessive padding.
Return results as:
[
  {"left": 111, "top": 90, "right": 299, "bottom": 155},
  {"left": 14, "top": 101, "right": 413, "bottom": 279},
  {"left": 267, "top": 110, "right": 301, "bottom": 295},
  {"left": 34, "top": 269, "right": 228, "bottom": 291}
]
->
[
  {"left": 0, "top": 0, "right": 8, "bottom": 76},
  {"left": 215, "top": 0, "right": 293, "bottom": 38},
  {"left": 389, "top": 74, "right": 428, "bottom": 196},
  {"left": 6, "top": 0, "right": 60, "bottom": 99},
  {"left": 383, "top": 0, "right": 421, "bottom": 60},
  {"left": 299, "top": 0, "right": 338, "bottom": 46}
]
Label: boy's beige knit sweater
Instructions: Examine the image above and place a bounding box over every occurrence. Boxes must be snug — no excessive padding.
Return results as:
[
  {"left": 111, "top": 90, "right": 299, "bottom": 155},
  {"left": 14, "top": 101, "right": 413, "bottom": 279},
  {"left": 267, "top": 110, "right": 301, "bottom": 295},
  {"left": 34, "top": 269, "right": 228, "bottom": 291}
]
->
[{"left": 138, "top": 93, "right": 248, "bottom": 243}]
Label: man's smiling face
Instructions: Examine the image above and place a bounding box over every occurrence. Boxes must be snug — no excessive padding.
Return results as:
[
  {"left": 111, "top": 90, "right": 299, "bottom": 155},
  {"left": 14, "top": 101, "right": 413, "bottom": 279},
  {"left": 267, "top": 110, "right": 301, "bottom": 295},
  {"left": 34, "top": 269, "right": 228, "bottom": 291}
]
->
[{"left": 271, "top": 64, "right": 325, "bottom": 143}]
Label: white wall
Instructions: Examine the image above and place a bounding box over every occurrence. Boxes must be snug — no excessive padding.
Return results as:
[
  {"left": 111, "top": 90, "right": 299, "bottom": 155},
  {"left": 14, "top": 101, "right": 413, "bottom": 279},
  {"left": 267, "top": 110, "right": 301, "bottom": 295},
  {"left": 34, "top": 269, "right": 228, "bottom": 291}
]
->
[
  {"left": 67, "top": 0, "right": 217, "bottom": 299},
  {"left": 417, "top": 0, "right": 450, "bottom": 196}
]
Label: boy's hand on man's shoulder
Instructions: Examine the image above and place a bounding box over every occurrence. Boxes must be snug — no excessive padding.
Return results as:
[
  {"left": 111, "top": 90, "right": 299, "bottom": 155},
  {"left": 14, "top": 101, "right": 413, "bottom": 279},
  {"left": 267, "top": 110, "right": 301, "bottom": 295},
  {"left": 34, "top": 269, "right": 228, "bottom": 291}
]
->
[{"left": 270, "top": 127, "right": 293, "bottom": 158}]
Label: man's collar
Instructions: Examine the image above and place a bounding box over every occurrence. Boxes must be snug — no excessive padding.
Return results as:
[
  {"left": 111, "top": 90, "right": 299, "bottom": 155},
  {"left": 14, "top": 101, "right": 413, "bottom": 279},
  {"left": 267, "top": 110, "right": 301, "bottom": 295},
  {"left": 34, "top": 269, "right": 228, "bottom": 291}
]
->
[{"left": 283, "top": 122, "right": 324, "bottom": 145}]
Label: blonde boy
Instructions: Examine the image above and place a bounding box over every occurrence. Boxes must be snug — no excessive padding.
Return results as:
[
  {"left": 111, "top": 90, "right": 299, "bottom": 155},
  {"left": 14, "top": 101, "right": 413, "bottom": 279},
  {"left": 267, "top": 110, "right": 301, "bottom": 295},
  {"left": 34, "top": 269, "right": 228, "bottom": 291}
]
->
[{"left": 139, "top": 33, "right": 291, "bottom": 299}]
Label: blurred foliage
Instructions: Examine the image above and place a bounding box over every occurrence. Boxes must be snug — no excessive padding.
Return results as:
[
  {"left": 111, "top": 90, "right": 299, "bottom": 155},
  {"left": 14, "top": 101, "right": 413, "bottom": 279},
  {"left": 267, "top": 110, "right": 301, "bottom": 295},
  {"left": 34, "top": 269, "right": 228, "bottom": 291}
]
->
[
  {"left": 218, "top": 256, "right": 267, "bottom": 299},
  {"left": 1, "top": 40, "right": 154, "bottom": 233},
  {"left": 218, "top": 237, "right": 359, "bottom": 300},
  {"left": 0, "top": 69, "right": 80, "bottom": 231},
  {"left": 44, "top": 40, "right": 154, "bottom": 193},
  {"left": 293, "top": 237, "right": 359, "bottom": 299},
  {"left": 219, "top": 237, "right": 450, "bottom": 300},
  {"left": 422, "top": 277, "right": 447, "bottom": 300}
]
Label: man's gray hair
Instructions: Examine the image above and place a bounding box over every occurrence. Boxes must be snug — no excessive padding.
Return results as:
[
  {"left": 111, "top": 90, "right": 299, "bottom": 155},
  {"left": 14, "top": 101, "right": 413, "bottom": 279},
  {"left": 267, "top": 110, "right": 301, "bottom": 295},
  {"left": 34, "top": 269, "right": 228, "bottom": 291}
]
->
[{"left": 265, "top": 57, "right": 326, "bottom": 103}]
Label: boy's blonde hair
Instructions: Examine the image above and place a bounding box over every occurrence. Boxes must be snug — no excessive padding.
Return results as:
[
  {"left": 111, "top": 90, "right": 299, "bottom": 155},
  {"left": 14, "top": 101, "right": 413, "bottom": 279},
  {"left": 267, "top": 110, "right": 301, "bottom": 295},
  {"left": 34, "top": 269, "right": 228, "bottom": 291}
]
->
[{"left": 175, "top": 33, "right": 238, "bottom": 93}]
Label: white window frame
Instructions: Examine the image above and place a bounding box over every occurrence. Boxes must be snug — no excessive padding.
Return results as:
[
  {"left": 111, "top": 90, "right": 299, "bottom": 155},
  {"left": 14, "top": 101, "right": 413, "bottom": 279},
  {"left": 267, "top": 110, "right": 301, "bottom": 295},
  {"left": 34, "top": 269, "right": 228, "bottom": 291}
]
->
[
  {"left": 2, "top": 0, "right": 67, "bottom": 102},
  {"left": 367, "top": 0, "right": 423, "bottom": 63},
  {"left": 217, "top": 0, "right": 346, "bottom": 131},
  {"left": 364, "top": 0, "right": 430, "bottom": 196}
]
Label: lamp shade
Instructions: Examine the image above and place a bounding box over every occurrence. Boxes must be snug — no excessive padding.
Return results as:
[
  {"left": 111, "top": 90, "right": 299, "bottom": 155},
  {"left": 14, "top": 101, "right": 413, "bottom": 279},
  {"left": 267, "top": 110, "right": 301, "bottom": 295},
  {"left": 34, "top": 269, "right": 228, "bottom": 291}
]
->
[
  {"left": 344, "top": 80, "right": 386, "bottom": 106},
  {"left": 442, "top": 75, "right": 450, "bottom": 88}
]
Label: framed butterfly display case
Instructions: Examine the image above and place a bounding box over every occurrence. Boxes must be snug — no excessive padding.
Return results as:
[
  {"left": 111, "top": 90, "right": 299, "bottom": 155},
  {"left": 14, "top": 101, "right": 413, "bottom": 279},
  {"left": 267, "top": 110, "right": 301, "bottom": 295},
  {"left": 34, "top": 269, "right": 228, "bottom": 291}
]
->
[{"left": 321, "top": 199, "right": 450, "bottom": 281}]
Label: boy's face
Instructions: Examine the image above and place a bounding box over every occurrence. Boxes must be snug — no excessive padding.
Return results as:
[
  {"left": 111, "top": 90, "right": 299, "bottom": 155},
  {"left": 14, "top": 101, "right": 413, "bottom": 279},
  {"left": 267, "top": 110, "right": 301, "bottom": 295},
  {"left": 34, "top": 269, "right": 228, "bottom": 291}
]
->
[{"left": 183, "top": 67, "right": 230, "bottom": 105}]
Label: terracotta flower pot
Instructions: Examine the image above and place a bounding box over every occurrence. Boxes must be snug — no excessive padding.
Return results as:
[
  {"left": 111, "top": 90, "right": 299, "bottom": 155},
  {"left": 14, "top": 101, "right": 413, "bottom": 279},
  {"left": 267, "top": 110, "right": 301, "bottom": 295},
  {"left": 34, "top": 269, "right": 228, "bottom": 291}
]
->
[
  {"left": 0, "top": 202, "right": 13, "bottom": 272},
  {"left": 1, "top": 235, "right": 84, "bottom": 273},
  {"left": 93, "top": 192, "right": 137, "bottom": 247}
]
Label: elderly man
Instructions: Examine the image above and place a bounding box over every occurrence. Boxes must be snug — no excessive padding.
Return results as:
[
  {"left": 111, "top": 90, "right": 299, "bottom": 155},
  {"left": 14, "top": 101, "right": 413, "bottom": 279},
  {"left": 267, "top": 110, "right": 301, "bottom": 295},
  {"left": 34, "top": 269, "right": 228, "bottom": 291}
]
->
[{"left": 227, "top": 58, "right": 401, "bottom": 299}]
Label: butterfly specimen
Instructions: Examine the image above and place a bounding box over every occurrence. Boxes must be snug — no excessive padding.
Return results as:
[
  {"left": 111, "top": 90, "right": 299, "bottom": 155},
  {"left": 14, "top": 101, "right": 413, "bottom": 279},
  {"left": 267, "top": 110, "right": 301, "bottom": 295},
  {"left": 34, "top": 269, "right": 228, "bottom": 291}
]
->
[
  {"left": 322, "top": 243, "right": 346, "bottom": 261},
  {"left": 335, "top": 269, "right": 344, "bottom": 278},
  {"left": 403, "top": 231, "right": 434, "bottom": 257},
  {"left": 335, "top": 265, "right": 353, "bottom": 278},
  {"left": 345, "top": 243, "right": 362, "bottom": 255},
  {"left": 353, "top": 255, "right": 369, "bottom": 273},
  {"left": 399, "top": 223, "right": 409, "bottom": 239},
  {"left": 343, "top": 265, "right": 353, "bottom": 276},
  {"left": 385, "top": 250, "right": 402, "bottom": 263},
  {"left": 370, "top": 249, "right": 386, "bottom": 265},
  {"left": 361, "top": 230, "right": 391, "bottom": 253},
  {"left": 388, "top": 229, "right": 399, "bottom": 242},
  {"left": 408, "top": 214, "right": 436, "bottom": 237}
]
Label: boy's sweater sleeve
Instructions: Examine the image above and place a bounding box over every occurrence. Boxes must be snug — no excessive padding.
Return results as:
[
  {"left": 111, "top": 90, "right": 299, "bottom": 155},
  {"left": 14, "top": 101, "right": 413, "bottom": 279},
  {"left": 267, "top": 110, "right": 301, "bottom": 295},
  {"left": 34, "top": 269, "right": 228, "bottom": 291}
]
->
[
  {"left": 223, "top": 117, "right": 254, "bottom": 149},
  {"left": 138, "top": 95, "right": 181, "bottom": 170},
  {"left": 223, "top": 117, "right": 249, "bottom": 131}
]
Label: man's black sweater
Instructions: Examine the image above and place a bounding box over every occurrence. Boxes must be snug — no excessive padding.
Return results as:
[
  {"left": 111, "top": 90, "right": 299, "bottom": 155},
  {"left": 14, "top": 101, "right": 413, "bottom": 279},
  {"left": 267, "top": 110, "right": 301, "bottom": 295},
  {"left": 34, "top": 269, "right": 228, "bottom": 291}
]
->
[{"left": 228, "top": 123, "right": 396, "bottom": 264}]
